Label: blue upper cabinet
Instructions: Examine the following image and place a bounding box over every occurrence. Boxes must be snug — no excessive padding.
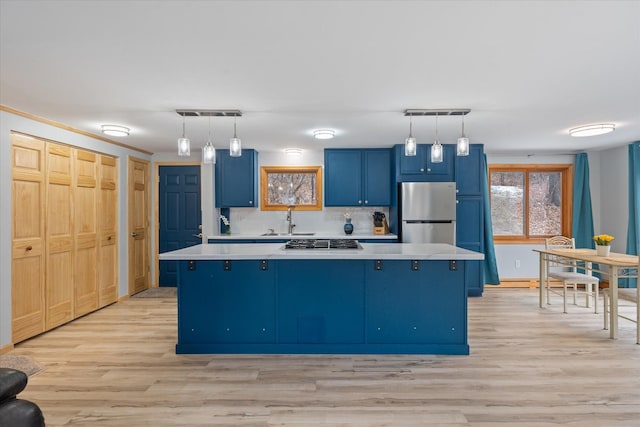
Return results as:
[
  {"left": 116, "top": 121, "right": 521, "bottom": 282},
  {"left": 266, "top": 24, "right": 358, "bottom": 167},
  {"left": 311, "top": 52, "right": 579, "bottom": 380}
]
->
[
  {"left": 455, "top": 144, "right": 483, "bottom": 196},
  {"left": 325, "top": 149, "right": 392, "bottom": 207},
  {"left": 394, "top": 144, "right": 454, "bottom": 182},
  {"left": 215, "top": 149, "right": 258, "bottom": 208}
]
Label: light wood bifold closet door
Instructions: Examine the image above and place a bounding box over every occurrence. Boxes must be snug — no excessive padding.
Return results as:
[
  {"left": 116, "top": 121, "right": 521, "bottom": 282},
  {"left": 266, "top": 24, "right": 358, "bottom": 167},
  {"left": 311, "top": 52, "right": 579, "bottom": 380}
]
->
[{"left": 11, "top": 132, "right": 118, "bottom": 344}]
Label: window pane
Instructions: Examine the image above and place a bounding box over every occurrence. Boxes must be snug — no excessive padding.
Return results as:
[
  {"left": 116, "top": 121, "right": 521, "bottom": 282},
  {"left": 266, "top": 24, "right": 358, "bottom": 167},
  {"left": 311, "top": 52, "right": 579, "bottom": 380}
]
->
[
  {"left": 490, "top": 172, "right": 524, "bottom": 235},
  {"left": 529, "top": 172, "right": 562, "bottom": 235}
]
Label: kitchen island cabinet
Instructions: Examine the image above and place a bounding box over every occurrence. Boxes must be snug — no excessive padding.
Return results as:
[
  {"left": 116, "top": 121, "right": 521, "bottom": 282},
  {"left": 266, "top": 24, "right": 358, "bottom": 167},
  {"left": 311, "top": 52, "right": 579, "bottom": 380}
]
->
[{"left": 160, "top": 242, "right": 483, "bottom": 355}]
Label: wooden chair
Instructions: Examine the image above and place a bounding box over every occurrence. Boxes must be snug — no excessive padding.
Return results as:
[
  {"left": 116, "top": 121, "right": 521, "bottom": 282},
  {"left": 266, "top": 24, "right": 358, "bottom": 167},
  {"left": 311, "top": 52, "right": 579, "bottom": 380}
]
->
[{"left": 545, "top": 236, "right": 600, "bottom": 313}]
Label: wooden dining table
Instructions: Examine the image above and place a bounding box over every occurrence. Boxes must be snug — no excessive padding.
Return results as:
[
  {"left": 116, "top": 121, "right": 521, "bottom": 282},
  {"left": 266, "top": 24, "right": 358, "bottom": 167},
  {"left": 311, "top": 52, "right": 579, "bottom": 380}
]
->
[{"left": 534, "top": 247, "right": 638, "bottom": 341}]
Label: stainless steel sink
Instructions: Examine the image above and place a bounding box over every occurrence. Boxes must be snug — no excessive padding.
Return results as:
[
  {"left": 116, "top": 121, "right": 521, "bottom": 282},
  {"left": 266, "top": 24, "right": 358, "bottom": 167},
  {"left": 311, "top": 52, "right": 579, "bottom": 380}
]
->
[{"left": 260, "top": 232, "right": 315, "bottom": 236}]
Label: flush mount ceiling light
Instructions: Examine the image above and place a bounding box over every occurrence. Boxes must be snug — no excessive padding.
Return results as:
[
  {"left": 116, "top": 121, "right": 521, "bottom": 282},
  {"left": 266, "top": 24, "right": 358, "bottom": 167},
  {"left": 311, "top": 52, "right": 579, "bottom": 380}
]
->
[
  {"left": 101, "top": 124, "right": 129, "bottom": 137},
  {"left": 313, "top": 129, "right": 335, "bottom": 140},
  {"left": 569, "top": 123, "right": 615, "bottom": 137},
  {"left": 285, "top": 148, "right": 302, "bottom": 156},
  {"left": 177, "top": 114, "right": 190, "bottom": 156},
  {"left": 404, "top": 114, "right": 417, "bottom": 156}
]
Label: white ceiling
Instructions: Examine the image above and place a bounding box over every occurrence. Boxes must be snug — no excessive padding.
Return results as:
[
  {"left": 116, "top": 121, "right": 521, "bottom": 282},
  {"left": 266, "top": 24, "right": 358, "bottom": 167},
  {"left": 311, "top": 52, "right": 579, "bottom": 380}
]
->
[{"left": 1, "top": 0, "right": 639, "bottom": 155}]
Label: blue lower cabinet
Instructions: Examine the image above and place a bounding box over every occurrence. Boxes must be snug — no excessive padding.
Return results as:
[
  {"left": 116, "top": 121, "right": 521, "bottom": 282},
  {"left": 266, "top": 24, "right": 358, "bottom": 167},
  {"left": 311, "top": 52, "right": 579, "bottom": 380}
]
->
[
  {"left": 366, "top": 260, "right": 466, "bottom": 344},
  {"left": 277, "top": 260, "right": 365, "bottom": 343},
  {"left": 177, "top": 260, "right": 275, "bottom": 345},
  {"left": 176, "top": 258, "right": 469, "bottom": 354}
]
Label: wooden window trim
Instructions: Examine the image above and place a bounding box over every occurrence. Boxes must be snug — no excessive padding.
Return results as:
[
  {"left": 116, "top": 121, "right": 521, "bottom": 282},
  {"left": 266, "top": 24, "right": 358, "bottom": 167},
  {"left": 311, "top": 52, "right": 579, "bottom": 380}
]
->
[{"left": 489, "top": 164, "right": 573, "bottom": 244}]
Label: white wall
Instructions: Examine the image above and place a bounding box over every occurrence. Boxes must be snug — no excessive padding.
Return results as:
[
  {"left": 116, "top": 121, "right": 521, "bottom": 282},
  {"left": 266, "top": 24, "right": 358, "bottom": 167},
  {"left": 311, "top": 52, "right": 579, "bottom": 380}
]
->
[
  {"left": 0, "top": 110, "right": 151, "bottom": 348},
  {"left": 599, "top": 145, "right": 629, "bottom": 253}
]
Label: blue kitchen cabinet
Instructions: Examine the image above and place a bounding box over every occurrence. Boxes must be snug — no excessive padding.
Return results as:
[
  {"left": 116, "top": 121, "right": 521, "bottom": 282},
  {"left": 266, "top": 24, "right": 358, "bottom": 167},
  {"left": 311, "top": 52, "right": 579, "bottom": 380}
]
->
[
  {"left": 394, "top": 144, "right": 454, "bottom": 182},
  {"left": 277, "top": 260, "right": 365, "bottom": 343},
  {"left": 366, "top": 260, "right": 466, "bottom": 344},
  {"left": 324, "top": 149, "right": 392, "bottom": 206},
  {"left": 178, "top": 260, "right": 275, "bottom": 344},
  {"left": 456, "top": 196, "right": 484, "bottom": 296},
  {"left": 455, "top": 144, "right": 483, "bottom": 196},
  {"left": 215, "top": 149, "right": 258, "bottom": 207}
]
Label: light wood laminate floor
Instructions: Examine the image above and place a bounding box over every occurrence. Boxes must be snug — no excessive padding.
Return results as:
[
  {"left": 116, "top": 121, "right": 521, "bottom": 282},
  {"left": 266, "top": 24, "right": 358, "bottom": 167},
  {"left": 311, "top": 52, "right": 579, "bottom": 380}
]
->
[{"left": 10, "top": 288, "right": 640, "bottom": 426}]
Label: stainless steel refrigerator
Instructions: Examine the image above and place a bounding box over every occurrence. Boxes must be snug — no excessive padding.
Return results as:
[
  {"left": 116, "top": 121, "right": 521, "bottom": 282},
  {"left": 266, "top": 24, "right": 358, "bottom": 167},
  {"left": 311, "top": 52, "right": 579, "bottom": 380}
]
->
[{"left": 399, "top": 182, "right": 457, "bottom": 244}]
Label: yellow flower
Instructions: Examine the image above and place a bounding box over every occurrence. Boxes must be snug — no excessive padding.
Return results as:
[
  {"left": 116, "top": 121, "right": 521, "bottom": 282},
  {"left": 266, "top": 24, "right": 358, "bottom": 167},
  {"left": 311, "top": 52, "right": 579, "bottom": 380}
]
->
[{"left": 593, "top": 234, "right": 614, "bottom": 246}]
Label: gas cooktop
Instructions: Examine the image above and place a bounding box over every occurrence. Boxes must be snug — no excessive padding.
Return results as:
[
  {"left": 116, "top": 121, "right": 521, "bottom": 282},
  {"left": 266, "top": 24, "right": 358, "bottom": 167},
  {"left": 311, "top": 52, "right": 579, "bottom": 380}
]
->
[{"left": 284, "top": 239, "right": 362, "bottom": 250}]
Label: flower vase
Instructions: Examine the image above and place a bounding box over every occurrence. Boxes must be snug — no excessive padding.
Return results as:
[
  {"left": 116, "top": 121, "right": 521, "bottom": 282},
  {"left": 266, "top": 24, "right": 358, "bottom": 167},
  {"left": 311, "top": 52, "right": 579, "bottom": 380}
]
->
[
  {"left": 344, "top": 218, "right": 354, "bottom": 235},
  {"left": 596, "top": 245, "right": 610, "bottom": 257}
]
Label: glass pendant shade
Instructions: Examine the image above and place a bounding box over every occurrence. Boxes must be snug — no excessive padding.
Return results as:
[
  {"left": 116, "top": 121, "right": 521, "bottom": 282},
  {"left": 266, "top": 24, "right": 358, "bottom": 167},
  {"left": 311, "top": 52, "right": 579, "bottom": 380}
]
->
[
  {"left": 456, "top": 114, "right": 469, "bottom": 156},
  {"left": 457, "top": 137, "right": 469, "bottom": 156},
  {"left": 203, "top": 141, "right": 216, "bottom": 164},
  {"left": 177, "top": 114, "right": 190, "bottom": 156},
  {"left": 229, "top": 137, "right": 241, "bottom": 157},
  {"left": 230, "top": 117, "right": 242, "bottom": 157},
  {"left": 404, "top": 115, "right": 417, "bottom": 156},
  {"left": 405, "top": 137, "right": 417, "bottom": 156},
  {"left": 177, "top": 137, "right": 190, "bottom": 156},
  {"left": 430, "top": 114, "right": 443, "bottom": 163},
  {"left": 431, "top": 141, "right": 443, "bottom": 163}
]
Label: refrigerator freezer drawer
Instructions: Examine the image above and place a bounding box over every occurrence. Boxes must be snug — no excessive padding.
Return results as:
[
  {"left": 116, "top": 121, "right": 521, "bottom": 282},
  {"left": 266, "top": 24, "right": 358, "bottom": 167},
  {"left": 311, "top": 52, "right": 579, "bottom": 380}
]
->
[{"left": 401, "top": 221, "right": 456, "bottom": 245}]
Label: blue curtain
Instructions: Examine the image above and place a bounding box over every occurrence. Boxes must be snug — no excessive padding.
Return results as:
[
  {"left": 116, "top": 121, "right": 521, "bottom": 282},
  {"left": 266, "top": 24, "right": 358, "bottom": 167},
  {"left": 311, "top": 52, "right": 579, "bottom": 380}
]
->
[
  {"left": 482, "top": 154, "right": 500, "bottom": 285},
  {"left": 572, "top": 153, "right": 595, "bottom": 249},
  {"left": 623, "top": 141, "right": 640, "bottom": 287}
]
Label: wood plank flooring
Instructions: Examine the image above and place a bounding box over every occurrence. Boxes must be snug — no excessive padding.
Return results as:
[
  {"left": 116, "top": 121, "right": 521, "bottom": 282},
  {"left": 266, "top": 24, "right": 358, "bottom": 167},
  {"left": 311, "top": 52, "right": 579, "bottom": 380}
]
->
[{"left": 9, "top": 288, "right": 640, "bottom": 426}]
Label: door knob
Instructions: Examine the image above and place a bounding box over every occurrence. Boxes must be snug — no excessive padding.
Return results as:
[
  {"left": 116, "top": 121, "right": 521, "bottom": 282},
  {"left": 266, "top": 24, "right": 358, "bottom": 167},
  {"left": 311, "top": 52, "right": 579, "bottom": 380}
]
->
[
  {"left": 192, "top": 233, "right": 203, "bottom": 239},
  {"left": 131, "top": 232, "right": 138, "bottom": 237}
]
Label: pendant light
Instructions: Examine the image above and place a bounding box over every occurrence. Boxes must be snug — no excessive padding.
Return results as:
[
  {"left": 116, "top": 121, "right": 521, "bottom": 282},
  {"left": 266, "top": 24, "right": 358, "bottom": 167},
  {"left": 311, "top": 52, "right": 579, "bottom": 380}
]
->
[
  {"left": 202, "top": 116, "right": 216, "bottom": 164},
  {"left": 177, "top": 114, "right": 190, "bottom": 156},
  {"left": 457, "top": 114, "right": 470, "bottom": 156},
  {"left": 431, "top": 113, "right": 443, "bottom": 163},
  {"left": 404, "top": 114, "right": 417, "bottom": 156},
  {"left": 229, "top": 115, "right": 242, "bottom": 157}
]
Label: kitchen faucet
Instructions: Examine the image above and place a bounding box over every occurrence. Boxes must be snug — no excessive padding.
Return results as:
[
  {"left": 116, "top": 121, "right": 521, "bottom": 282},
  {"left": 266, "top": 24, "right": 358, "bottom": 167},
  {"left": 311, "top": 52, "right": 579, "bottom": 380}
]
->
[{"left": 286, "top": 205, "right": 296, "bottom": 234}]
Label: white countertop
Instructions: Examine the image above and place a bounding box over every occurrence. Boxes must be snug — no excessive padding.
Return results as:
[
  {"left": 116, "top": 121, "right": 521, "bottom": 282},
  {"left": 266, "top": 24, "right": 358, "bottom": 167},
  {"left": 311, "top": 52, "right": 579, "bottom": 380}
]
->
[
  {"left": 159, "top": 243, "right": 484, "bottom": 261},
  {"left": 207, "top": 232, "right": 398, "bottom": 240}
]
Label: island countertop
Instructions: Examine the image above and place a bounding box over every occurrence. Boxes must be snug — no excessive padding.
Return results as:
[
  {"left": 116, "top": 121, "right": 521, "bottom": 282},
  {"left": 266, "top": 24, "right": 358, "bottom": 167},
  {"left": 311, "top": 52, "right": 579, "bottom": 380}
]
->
[
  {"left": 207, "top": 232, "right": 398, "bottom": 241},
  {"left": 159, "top": 242, "right": 484, "bottom": 261}
]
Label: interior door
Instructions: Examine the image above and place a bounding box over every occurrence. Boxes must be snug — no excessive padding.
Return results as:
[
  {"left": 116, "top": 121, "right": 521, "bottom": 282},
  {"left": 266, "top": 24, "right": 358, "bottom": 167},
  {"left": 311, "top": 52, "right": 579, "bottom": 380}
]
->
[
  {"left": 128, "top": 157, "right": 150, "bottom": 295},
  {"left": 98, "top": 155, "right": 118, "bottom": 307},
  {"left": 11, "top": 133, "right": 46, "bottom": 343},
  {"left": 74, "top": 149, "right": 99, "bottom": 317},
  {"left": 158, "top": 165, "right": 202, "bottom": 286}
]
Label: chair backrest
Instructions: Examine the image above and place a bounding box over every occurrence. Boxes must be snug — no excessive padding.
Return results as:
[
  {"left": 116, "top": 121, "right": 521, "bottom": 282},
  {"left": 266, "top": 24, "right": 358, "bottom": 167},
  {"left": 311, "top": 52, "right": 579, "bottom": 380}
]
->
[{"left": 545, "top": 236, "right": 577, "bottom": 272}]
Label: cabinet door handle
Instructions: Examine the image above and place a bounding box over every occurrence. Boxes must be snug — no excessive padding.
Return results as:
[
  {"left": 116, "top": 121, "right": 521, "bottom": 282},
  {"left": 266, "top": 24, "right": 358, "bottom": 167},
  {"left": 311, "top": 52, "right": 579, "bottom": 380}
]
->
[
  {"left": 364, "top": 200, "right": 368, "bottom": 204},
  {"left": 26, "top": 245, "right": 33, "bottom": 251},
  {"left": 131, "top": 232, "right": 138, "bottom": 237},
  {"left": 420, "top": 168, "right": 425, "bottom": 172},
  {"left": 358, "top": 200, "right": 362, "bottom": 204},
  {"left": 249, "top": 200, "right": 253, "bottom": 204}
]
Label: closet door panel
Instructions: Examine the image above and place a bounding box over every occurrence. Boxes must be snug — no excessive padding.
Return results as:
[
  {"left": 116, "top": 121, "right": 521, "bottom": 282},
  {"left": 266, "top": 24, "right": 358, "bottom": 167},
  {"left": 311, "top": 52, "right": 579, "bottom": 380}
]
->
[
  {"left": 46, "top": 143, "right": 74, "bottom": 328},
  {"left": 98, "top": 155, "right": 118, "bottom": 307},
  {"left": 11, "top": 134, "right": 46, "bottom": 343},
  {"left": 74, "top": 150, "right": 98, "bottom": 317}
]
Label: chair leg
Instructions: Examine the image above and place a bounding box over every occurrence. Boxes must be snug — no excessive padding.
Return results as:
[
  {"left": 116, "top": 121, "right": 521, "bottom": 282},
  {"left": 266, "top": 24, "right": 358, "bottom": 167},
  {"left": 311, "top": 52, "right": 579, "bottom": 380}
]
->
[
  {"left": 585, "top": 283, "right": 591, "bottom": 308},
  {"left": 573, "top": 283, "right": 577, "bottom": 305},
  {"left": 563, "top": 282, "right": 568, "bottom": 313},
  {"left": 594, "top": 284, "right": 599, "bottom": 314}
]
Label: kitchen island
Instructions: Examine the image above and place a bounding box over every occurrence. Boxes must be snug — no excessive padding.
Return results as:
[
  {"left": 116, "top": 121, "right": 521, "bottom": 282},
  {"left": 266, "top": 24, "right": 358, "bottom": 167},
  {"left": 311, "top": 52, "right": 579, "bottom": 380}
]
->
[{"left": 159, "top": 242, "right": 483, "bottom": 355}]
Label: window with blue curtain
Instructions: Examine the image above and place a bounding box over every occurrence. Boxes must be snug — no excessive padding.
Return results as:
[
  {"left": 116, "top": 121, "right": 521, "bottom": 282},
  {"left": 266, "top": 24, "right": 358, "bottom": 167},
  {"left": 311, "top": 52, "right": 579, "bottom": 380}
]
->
[{"left": 623, "top": 141, "right": 640, "bottom": 288}]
